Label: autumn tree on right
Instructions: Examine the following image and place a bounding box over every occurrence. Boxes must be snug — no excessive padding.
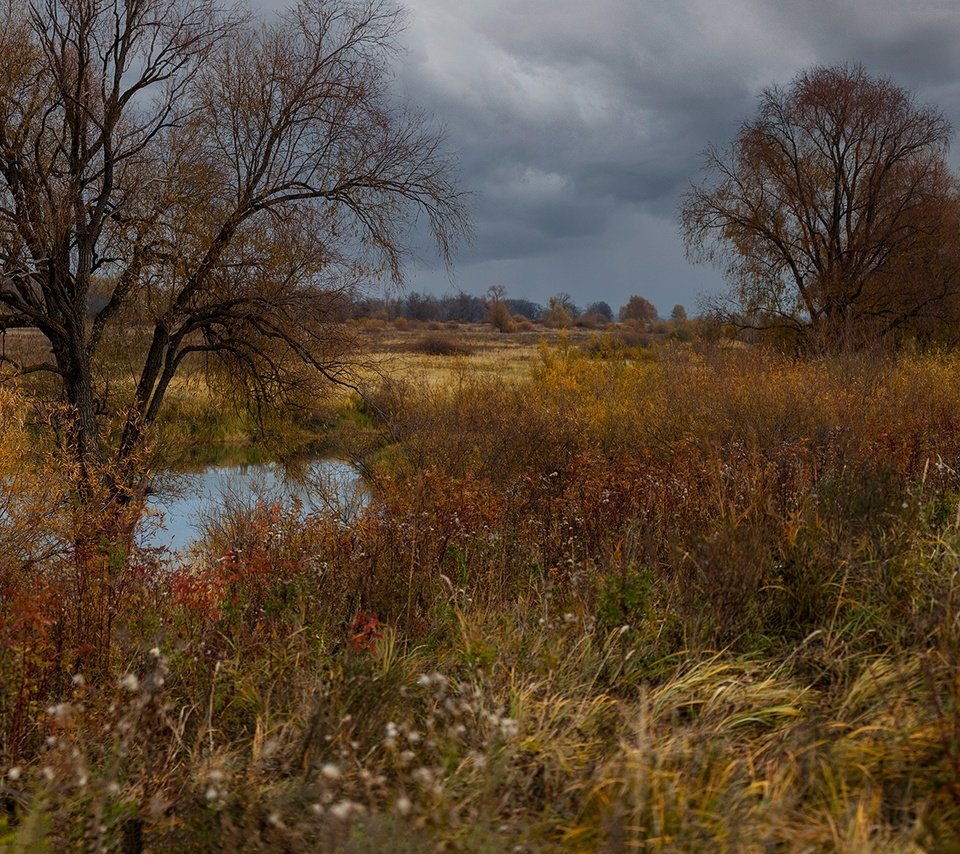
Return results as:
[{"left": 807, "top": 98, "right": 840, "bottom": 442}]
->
[{"left": 681, "top": 64, "right": 960, "bottom": 346}]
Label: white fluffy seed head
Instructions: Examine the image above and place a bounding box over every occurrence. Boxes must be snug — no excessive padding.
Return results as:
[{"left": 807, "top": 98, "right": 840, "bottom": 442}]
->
[
  {"left": 329, "top": 800, "right": 356, "bottom": 820},
  {"left": 119, "top": 673, "right": 140, "bottom": 693}
]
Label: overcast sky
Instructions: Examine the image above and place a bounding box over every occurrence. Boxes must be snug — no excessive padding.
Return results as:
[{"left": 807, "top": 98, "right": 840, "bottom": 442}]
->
[{"left": 267, "top": 0, "right": 960, "bottom": 315}]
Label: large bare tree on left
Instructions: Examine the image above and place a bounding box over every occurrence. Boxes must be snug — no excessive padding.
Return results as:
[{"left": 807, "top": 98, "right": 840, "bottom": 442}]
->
[{"left": 0, "top": 0, "right": 465, "bottom": 503}]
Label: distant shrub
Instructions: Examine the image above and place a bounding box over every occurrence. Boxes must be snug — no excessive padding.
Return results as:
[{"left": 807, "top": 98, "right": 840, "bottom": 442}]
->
[
  {"left": 412, "top": 332, "right": 474, "bottom": 356},
  {"left": 575, "top": 312, "right": 608, "bottom": 329},
  {"left": 486, "top": 300, "right": 515, "bottom": 332},
  {"left": 619, "top": 295, "right": 658, "bottom": 322},
  {"left": 582, "top": 328, "right": 656, "bottom": 357},
  {"left": 586, "top": 300, "right": 614, "bottom": 321},
  {"left": 582, "top": 333, "right": 624, "bottom": 358},
  {"left": 357, "top": 316, "right": 387, "bottom": 330},
  {"left": 542, "top": 297, "right": 573, "bottom": 328},
  {"left": 618, "top": 327, "right": 651, "bottom": 348}
]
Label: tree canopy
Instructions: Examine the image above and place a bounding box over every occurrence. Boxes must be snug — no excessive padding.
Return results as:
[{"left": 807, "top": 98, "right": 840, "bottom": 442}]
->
[
  {"left": 681, "top": 63, "right": 960, "bottom": 342},
  {"left": 0, "top": 0, "right": 465, "bottom": 492},
  {"left": 619, "top": 295, "right": 657, "bottom": 323}
]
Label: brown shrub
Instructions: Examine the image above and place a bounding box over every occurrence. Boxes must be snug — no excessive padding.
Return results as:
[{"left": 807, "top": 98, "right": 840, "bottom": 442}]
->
[
  {"left": 411, "top": 332, "right": 474, "bottom": 357},
  {"left": 486, "top": 301, "right": 515, "bottom": 332}
]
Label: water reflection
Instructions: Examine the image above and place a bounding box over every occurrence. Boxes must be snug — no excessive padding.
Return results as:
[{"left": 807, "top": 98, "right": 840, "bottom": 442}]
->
[{"left": 141, "top": 458, "right": 367, "bottom": 554}]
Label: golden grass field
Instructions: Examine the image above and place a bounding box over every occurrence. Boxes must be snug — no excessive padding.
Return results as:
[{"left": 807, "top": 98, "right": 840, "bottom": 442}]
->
[{"left": 357, "top": 321, "right": 606, "bottom": 385}]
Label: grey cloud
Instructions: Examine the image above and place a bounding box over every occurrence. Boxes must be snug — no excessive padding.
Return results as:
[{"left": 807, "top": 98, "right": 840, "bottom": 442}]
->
[{"left": 257, "top": 0, "right": 960, "bottom": 314}]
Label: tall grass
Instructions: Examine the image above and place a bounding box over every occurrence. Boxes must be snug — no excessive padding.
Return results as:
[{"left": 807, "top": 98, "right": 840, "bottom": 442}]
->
[{"left": 3, "top": 343, "right": 960, "bottom": 849}]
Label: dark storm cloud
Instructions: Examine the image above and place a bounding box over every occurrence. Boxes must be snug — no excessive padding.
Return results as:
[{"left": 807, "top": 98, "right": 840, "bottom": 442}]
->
[
  {"left": 773, "top": 3, "right": 960, "bottom": 181},
  {"left": 393, "top": 0, "right": 814, "bottom": 310},
  {"left": 257, "top": 0, "right": 960, "bottom": 313}
]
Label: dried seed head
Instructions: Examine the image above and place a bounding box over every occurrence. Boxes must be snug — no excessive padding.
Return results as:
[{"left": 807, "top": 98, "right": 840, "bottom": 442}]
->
[{"left": 119, "top": 673, "right": 140, "bottom": 693}]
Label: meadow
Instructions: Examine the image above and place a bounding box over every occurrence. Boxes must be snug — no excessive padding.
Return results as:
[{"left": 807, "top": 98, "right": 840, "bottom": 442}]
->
[{"left": 2, "top": 323, "right": 960, "bottom": 851}]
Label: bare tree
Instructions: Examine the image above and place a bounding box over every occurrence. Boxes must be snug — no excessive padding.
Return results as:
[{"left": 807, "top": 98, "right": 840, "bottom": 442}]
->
[
  {"left": 0, "top": 0, "right": 465, "bottom": 497},
  {"left": 485, "top": 284, "right": 513, "bottom": 331},
  {"left": 681, "top": 63, "right": 960, "bottom": 342}
]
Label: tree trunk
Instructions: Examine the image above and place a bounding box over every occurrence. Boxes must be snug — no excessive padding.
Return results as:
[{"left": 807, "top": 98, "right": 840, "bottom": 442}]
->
[{"left": 59, "top": 338, "right": 105, "bottom": 477}]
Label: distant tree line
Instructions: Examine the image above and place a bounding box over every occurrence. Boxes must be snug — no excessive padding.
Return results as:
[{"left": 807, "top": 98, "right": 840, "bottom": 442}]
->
[
  {"left": 350, "top": 290, "right": 684, "bottom": 326},
  {"left": 350, "top": 291, "right": 544, "bottom": 322}
]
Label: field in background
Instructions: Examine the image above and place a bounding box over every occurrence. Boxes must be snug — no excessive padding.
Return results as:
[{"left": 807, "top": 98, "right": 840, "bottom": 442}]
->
[
  {"left": 13, "top": 320, "right": 657, "bottom": 466},
  {"left": 352, "top": 319, "right": 652, "bottom": 387},
  {"left": 0, "top": 320, "right": 624, "bottom": 384}
]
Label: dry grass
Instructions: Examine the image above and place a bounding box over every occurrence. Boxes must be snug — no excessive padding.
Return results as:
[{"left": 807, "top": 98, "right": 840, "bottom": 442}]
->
[
  {"left": 4, "top": 341, "right": 960, "bottom": 848},
  {"left": 352, "top": 322, "right": 603, "bottom": 389},
  {"left": 0, "top": 329, "right": 51, "bottom": 366}
]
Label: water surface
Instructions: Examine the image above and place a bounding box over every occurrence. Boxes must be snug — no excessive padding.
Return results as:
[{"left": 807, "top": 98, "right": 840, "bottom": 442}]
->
[{"left": 141, "top": 458, "right": 367, "bottom": 554}]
